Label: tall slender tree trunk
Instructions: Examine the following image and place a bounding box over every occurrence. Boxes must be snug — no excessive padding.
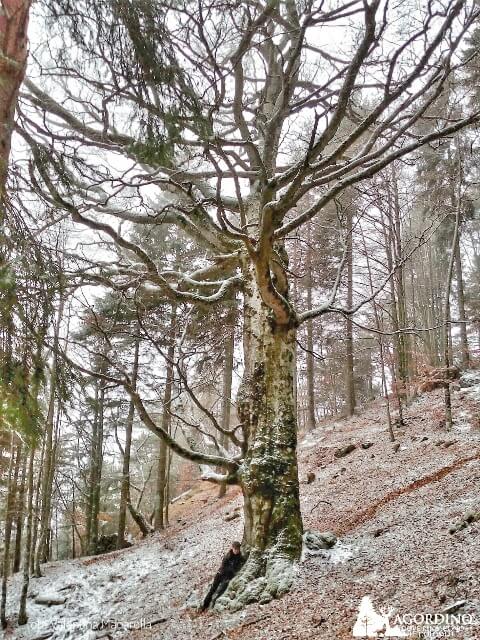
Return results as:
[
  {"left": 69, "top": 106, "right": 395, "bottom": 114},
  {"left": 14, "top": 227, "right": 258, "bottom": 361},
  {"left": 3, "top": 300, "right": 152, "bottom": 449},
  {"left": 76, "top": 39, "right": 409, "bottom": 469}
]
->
[
  {"left": 424, "top": 244, "right": 439, "bottom": 365},
  {"left": 117, "top": 333, "right": 140, "bottom": 548},
  {"left": 17, "top": 328, "right": 44, "bottom": 621},
  {"left": 218, "top": 318, "right": 235, "bottom": 498},
  {"left": 18, "top": 445, "right": 35, "bottom": 625},
  {"left": 454, "top": 235, "right": 470, "bottom": 368},
  {"left": 89, "top": 378, "right": 105, "bottom": 553},
  {"left": 0, "top": 0, "right": 31, "bottom": 195},
  {"left": 1, "top": 436, "right": 21, "bottom": 628},
  {"left": 71, "top": 484, "right": 76, "bottom": 559},
  {"left": 85, "top": 382, "right": 99, "bottom": 552},
  {"left": 154, "top": 306, "right": 176, "bottom": 530},
  {"left": 292, "top": 240, "right": 299, "bottom": 423},
  {"left": 362, "top": 227, "right": 395, "bottom": 442},
  {"left": 34, "top": 295, "right": 64, "bottom": 575},
  {"left": 390, "top": 167, "right": 410, "bottom": 397},
  {"left": 164, "top": 445, "right": 172, "bottom": 526},
  {"left": 305, "top": 221, "right": 316, "bottom": 430},
  {"left": 345, "top": 206, "right": 355, "bottom": 417},
  {"left": 30, "top": 436, "right": 44, "bottom": 573},
  {"left": 443, "top": 169, "right": 462, "bottom": 431},
  {"left": 381, "top": 208, "right": 404, "bottom": 424},
  {"left": 12, "top": 449, "right": 27, "bottom": 572}
]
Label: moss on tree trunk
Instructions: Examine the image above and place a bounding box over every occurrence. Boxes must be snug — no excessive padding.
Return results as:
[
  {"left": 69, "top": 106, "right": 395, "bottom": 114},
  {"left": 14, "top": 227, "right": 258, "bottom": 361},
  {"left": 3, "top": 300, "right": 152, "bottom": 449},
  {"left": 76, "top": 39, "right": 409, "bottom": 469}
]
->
[{"left": 216, "top": 282, "right": 303, "bottom": 610}]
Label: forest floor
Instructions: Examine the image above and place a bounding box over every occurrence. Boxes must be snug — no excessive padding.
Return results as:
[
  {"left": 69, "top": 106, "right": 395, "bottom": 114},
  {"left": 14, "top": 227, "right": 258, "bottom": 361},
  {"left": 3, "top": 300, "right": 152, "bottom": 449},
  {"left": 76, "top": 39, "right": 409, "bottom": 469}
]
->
[{"left": 5, "top": 374, "right": 480, "bottom": 640}]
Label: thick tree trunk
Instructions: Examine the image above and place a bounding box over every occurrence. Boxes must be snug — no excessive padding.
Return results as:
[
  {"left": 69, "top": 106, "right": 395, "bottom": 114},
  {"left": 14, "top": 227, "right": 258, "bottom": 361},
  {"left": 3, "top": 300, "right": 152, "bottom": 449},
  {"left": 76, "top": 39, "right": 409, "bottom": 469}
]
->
[{"left": 217, "top": 279, "right": 303, "bottom": 611}]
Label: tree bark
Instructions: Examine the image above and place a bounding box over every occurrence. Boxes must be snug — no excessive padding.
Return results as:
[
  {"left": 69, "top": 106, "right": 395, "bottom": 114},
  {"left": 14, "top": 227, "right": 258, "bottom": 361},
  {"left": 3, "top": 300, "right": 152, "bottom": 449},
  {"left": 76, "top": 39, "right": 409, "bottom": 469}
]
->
[
  {"left": 29, "top": 436, "right": 44, "bottom": 573},
  {"left": 34, "top": 294, "right": 64, "bottom": 575},
  {"left": 127, "top": 501, "right": 153, "bottom": 537},
  {"left": 218, "top": 270, "right": 303, "bottom": 611},
  {"left": 381, "top": 208, "right": 404, "bottom": 425},
  {"left": 0, "top": 0, "right": 31, "bottom": 194},
  {"left": 218, "top": 318, "right": 235, "bottom": 498},
  {"left": 443, "top": 170, "right": 462, "bottom": 431},
  {"left": 12, "top": 448, "right": 27, "bottom": 572},
  {"left": 454, "top": 235, "right": 470, "bottom": 368},
  {"left": 116, "top": 332, "right": 140, "bottom": 548},
  {"left": 345, "top": 205, "right": 355, "bottom": 417},
  {"left": 85, "top": 382, "right": 98, "bottom": 552},
  {"left": 1, "top": 436, "right": 21, "bottom": 628},
  {"left": 390, "top": 167, "right": 410, "bottom": 397},
  {"left": 18, "top": 445, "right": 35, "bottom": 625},
  {"left": 153, "top": 305, "right": 176, "bottom": 530},
  {"left": 164, "top": 445, "right": 172, "bottom": 526},
  {"left": 305, "top": 221, "right": 316, "bottom": 430},
  {"left": 362, "top": 226, "right": 395, "bottom": 442},
  {"left": 89, "top": 377, "right": 105, "bottom": 553}
]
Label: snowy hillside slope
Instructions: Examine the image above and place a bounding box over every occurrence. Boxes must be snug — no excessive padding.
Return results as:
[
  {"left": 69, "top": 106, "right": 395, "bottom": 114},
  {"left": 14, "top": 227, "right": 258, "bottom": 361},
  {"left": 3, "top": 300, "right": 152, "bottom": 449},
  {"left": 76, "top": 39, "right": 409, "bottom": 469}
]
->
[{"left": 5, "top": 375, "right": 480, "bottom": 640}]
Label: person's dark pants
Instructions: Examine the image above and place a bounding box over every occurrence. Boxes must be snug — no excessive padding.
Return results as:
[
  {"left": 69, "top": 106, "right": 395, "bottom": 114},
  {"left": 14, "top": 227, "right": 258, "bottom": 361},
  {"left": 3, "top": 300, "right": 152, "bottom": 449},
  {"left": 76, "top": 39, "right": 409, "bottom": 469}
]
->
[{"left": 202, "top": 572, "right": 231, "bottom": 610}]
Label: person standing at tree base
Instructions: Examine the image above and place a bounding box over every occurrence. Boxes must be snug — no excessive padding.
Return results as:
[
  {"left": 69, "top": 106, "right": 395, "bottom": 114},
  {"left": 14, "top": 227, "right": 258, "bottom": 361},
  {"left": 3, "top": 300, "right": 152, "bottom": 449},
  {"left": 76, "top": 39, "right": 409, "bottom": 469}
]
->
[{"left": 200, "top": 541, "right": 244, "bottom": 612}]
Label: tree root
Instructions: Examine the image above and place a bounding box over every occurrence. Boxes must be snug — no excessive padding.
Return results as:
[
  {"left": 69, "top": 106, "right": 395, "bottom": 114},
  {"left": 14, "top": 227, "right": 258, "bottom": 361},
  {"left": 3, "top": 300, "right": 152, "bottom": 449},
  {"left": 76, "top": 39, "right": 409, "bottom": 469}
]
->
[{"left": 214, "top": 550, "right": 296, "bottom": 612}]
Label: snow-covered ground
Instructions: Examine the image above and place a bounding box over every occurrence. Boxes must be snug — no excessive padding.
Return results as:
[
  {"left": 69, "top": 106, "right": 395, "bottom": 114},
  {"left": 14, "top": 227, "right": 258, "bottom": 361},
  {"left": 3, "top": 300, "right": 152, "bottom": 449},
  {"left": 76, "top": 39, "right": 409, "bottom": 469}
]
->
[{"left": 5, "top": 374, "right": 480, "bottom": 640}]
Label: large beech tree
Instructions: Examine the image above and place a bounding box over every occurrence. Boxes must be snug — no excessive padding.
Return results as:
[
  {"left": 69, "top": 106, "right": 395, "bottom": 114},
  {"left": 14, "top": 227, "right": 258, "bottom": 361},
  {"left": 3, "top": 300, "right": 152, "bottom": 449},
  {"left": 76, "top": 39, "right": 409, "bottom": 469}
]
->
[{"left": 17, "top": 0, "right": 480, "bottom": 609}]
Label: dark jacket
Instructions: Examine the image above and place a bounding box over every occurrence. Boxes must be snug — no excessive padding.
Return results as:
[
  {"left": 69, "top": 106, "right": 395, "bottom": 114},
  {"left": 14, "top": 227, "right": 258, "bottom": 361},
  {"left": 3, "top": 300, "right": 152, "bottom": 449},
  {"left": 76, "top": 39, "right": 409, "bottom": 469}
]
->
[{"left": 218, "top": 549, "right": 244, "bottom": 579}]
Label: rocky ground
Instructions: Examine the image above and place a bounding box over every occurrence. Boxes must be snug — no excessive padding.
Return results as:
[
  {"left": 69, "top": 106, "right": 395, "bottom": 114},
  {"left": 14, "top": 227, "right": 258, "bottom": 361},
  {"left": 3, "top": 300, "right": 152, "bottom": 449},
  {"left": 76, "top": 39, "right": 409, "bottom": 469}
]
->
[{"left": 5, "top": 373, "right": 480, "bottom": 640}]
